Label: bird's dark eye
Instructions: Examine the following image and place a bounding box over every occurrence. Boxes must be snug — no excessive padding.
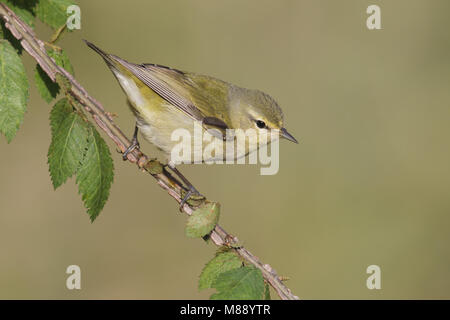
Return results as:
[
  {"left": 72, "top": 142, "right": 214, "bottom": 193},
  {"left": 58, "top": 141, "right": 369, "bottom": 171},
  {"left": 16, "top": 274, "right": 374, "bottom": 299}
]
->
[{"left": 256, "top": 120, "right": 266, "bottom": 129}]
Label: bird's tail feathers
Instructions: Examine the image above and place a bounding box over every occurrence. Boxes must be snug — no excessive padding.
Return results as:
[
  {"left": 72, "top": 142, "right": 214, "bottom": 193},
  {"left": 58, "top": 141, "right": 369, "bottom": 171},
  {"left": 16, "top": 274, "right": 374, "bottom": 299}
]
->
[{"left": 84, "top": 39, "right": 116, "bottom": 67}]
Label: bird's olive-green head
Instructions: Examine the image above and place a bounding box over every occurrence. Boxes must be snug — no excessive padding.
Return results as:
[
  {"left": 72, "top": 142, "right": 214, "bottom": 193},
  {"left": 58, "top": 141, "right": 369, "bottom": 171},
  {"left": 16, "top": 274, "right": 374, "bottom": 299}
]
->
[{"left": 229, "top": 87, "right": 298, "bottom": 143}]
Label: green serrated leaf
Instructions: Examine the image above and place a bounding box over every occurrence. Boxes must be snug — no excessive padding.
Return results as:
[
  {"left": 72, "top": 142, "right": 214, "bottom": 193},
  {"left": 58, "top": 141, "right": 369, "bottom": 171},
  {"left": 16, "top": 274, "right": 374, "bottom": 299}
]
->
[
  {"left": 0, "top": 23, "right": 21, "bottom": 53},
  {"left": 48, "top": 98, "right": 89, "bottom": 188},
  {"left": 48, "top": 48, "right": 74, "bottom": 75},
  {"left": 0, "top": 1, "right": 36, "bottom": 53},
  {"left": 210, "top": 266, "right": 265, "bottom": 300},
  {"left": 36, "top": 0, "right": 76, "bottom": 29},
  {"left": 0, "top": 0, "right": 36, "bottom": 28},
  {"left": 199, "top": 251, "right": 242, "bottom": 290},
  {"left": 47, "top": 99, "right": 113, "bottom": 221},
  {"left": 0, "top": 39, "right": 29, "bottom": 142},
  {"left": 76, "top": 126, "right": 114, "bottom": 222},
  {"left": 185, "top": 202, "right": 220, "bottom": 238},
  {"left": 35, "top": 65, "right": 60, "bottom": 102},
  {"left": 49, "top": 97, "right": 72, "bottom": 136},
  {"left": 34, "top": 48, "right": 73, "bottom": 102}
]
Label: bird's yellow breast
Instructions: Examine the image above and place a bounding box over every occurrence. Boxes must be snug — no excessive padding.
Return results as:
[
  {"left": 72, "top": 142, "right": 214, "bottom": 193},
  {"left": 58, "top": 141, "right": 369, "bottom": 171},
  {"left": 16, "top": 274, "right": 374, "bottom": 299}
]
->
[{"left": 113, "top": 68, "right": 267, "bottom": 164}]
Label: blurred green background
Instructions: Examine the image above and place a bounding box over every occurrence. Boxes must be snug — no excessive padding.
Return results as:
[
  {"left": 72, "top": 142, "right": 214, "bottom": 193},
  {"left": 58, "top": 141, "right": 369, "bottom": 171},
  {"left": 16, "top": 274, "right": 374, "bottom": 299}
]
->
[{"left": 1, "top": 0, "right": 450, "bottom": 299}]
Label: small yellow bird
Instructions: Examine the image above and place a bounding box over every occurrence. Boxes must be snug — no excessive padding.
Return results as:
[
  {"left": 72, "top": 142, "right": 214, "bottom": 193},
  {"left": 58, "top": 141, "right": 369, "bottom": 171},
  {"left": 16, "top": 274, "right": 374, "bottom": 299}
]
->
[{"left": 85, "top": 40, "right": 297, "bottom": 204}]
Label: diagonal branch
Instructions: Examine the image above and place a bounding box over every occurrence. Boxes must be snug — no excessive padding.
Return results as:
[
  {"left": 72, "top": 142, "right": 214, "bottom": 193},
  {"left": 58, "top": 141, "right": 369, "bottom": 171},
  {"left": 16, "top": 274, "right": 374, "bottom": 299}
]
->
[{"left": 0, "top": 3, "right": 299, "bottom": 300}]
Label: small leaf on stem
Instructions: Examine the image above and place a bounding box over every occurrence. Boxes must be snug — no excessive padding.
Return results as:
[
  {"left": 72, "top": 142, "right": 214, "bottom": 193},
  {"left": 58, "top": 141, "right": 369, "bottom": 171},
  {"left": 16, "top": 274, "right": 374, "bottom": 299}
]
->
[
  {"left": 48, "top": 98, "right": 89, "bottom": 188},
  {"left": 186, "top": 202, "right": 220, "bottom": 238},
  {"left": 210, "top": 266, "right": 265, "bottom": 300},
  {"left": 0, "top": 39, "right": 29, "bottom": 142},
  {"left": 76, "top": 125, "right": 114, "bottom": 222},
  {"left": 199, "top": 250, "right": 242, "bottom": 290},
  {"left": 36, "top": 0, "right": 76, "bottom": 30},
  {"left": 35, "top": 48, "right": 74, "bottom": 102}
]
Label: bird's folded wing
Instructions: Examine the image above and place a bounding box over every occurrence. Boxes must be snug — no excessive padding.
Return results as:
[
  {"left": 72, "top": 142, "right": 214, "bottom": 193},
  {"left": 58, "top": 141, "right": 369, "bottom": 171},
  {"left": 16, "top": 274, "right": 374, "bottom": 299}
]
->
[
  {"left": 113, "top": 57, "right": 232, "bottom": 139},
  {"left": 115, "top": 58, "right": 205, "bottom": 121}
]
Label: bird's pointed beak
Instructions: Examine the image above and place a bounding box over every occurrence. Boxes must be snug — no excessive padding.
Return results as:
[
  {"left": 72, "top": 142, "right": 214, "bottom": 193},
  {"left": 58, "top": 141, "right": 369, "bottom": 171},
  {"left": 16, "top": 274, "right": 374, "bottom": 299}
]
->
[{"left": 280, "top": 128, "right": 298, "bottom": 144}]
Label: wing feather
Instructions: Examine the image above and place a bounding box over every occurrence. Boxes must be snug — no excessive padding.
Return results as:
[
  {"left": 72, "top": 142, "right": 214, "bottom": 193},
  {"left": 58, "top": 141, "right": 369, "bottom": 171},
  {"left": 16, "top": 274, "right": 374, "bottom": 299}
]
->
[
  {"left": 111, "top": 55, "right": 233, "bottom": 137},
  {"left": 112, "top": 56, "right": 204, "bottom": 121}
]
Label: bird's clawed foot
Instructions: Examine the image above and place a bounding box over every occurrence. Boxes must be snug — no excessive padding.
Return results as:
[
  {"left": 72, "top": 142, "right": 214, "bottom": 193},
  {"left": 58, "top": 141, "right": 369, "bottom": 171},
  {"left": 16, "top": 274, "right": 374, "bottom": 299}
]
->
[
  {"left": 180, "top": 184, "right": 203, "bottom": 209},
  {"left": 167, "top": 164, "right": 205, "bottom": 209},
  {"left": 122, "top": 140, "right": 140, "bottom": 160},
  {"left": 122, "top": 125, "right": 140, "bottom": 160}
]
